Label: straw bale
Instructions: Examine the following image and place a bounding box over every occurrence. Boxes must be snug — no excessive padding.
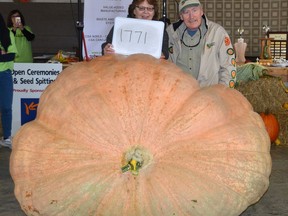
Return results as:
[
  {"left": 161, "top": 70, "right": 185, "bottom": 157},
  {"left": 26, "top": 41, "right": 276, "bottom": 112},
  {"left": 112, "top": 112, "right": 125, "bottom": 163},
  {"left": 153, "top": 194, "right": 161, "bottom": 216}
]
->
[{"left": 236, "top": 75, "right": 288, "bottom": 145}]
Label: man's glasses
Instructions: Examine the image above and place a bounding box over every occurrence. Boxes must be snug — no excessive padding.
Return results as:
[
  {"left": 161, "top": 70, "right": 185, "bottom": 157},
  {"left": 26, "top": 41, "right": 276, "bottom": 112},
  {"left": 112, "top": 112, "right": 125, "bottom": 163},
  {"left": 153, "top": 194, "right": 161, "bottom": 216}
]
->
[{"left": 136, "top": 6, "right": 154, "bottom": 12}]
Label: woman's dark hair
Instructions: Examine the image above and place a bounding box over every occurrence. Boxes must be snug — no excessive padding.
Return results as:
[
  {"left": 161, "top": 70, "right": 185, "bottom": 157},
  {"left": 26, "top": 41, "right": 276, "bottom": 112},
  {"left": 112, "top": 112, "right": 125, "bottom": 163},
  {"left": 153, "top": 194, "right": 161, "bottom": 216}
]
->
[
  {"left": 128, "top": 0, "right": 159, "bottom": 20},
  {"left": 7, "top": 9, "right": 26, "bottom": 27},
  {"left": 0, "top": 13, "right": 11, "bottom": 52}
]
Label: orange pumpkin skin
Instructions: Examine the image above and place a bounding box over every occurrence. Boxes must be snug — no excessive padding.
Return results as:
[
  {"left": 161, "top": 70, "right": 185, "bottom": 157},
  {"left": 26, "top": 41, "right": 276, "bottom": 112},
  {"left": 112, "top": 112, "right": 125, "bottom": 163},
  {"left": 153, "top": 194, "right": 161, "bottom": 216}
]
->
[
  {"left": 10, "top": 54, "right": 271, "bottom": 216},
  {"left": 260, "top": 112, "right": 280, "bottom": 142}
]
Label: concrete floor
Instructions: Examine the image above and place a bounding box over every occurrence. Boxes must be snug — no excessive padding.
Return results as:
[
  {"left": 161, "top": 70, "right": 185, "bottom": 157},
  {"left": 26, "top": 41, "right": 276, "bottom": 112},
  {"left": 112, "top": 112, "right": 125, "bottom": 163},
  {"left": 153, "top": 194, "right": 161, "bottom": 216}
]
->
[{"left": 1, "top": 145, "right": 288, "bottom": 216}]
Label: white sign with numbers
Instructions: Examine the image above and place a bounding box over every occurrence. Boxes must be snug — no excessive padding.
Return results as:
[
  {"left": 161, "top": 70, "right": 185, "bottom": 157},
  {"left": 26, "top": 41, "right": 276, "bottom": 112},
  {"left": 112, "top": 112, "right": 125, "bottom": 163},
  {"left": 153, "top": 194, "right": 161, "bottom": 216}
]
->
[{"left": 112, "top": 17, "right": 164, "bottom": 58}]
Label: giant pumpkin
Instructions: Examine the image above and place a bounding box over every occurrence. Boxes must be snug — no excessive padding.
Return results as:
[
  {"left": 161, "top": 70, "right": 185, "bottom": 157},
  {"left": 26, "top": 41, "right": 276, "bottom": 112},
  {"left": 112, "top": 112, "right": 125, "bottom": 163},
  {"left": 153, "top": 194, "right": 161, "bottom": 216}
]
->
[{"left": 10, "top": 54, "right": 271, "bottom": 216}]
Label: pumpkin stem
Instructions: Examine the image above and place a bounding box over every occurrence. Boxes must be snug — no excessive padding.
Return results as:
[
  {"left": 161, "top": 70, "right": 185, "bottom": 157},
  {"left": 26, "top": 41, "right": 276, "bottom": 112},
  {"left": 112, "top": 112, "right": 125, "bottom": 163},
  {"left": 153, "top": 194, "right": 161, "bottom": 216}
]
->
[
  {"left": 121, "top": 159, "right": 142, "bottom": 175},
  {"left": 264, "top": 108, "right": 270, "bottom": 115},
  {"left": 121, "top": 147, "right": 148, "bottom": 176}
]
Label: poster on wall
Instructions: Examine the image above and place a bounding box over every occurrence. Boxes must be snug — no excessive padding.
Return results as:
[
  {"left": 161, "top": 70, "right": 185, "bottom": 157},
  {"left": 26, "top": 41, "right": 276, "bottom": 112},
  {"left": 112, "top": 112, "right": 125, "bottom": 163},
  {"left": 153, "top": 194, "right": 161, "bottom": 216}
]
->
[
  {"left": 83, "top": 0, "right": 131, "bottom": 58},
  {"left": 12, "top": 63, "right": 62, "bottom": 136}
]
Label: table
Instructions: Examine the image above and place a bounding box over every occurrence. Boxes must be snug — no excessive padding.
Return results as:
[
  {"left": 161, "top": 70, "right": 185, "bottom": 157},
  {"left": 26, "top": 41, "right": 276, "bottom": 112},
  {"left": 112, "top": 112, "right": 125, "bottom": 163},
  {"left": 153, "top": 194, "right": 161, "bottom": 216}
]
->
[{"left": 266, "top": 66, "right": 288, "bottom": 84}]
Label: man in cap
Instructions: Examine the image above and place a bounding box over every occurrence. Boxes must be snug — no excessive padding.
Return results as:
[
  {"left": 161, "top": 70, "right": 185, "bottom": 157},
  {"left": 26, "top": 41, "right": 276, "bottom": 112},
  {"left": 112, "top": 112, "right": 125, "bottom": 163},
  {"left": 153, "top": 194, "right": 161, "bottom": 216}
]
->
[{"left": 166, "top": 0, "right": 236, "bottom": 88}]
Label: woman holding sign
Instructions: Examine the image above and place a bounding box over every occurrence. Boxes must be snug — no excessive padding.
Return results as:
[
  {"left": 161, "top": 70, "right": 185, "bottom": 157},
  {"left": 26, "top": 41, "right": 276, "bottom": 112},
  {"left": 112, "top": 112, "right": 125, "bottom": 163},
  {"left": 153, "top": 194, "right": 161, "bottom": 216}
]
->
[{"left": 102, "top": 0, "right": 169, "bottom": 59}]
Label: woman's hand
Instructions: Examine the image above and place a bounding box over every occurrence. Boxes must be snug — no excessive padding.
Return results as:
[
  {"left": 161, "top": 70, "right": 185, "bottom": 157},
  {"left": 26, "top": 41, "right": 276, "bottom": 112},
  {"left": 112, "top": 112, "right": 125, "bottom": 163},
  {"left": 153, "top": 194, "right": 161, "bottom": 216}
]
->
[
  {"left": 13, "top": 23, "right": 23, "bottom": 31},
  {"left": 1, "top": 49, "right": 7, "bottom": 55},
  {"left": 13, "top": 17, "right": 24, "bottom": 31},
  {"left": 103, "top": 43, "right": 115, "bottom": 55},
  {"left": 18, "top": 22, "right": 24, "bottom": 30}
]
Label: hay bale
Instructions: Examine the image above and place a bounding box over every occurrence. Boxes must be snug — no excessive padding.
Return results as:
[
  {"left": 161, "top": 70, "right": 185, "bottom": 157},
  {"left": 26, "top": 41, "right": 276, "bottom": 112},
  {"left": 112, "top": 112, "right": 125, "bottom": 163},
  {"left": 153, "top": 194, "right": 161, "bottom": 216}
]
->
[{"left": 236, "top": 75, "right": 288, "bottom": 145}]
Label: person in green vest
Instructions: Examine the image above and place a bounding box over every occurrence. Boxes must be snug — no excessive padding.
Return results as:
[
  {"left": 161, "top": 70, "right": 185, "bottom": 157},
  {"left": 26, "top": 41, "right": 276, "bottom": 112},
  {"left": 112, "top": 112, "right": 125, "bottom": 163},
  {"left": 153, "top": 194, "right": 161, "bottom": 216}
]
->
[
  {"left": 7, "top": 9, "right": 35, "bottom": 63},
  {"left": 0, "top": 13, "right": 17, "bottom": 149}
]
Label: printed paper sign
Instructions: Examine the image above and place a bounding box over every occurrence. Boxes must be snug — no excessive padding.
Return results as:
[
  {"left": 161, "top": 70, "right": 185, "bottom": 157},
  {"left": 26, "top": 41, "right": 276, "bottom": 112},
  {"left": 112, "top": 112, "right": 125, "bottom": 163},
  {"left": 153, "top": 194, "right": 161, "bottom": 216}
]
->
[
  {"left": 112, "top": 17, "right": 164, "bottom": 58},
  {"left": 83, "top": 0, "right": 131, "bottom": 58},
  {"left": 12, "top": 63, "right": 62, "bottom": 136}
]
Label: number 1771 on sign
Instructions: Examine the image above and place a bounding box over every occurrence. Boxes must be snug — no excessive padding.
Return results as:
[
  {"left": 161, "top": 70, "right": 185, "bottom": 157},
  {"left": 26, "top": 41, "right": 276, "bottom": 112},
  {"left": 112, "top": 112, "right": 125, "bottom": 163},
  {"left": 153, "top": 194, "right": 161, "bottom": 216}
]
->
[{"left": 120, "top": 29, "right": 147, "bottom": 44}]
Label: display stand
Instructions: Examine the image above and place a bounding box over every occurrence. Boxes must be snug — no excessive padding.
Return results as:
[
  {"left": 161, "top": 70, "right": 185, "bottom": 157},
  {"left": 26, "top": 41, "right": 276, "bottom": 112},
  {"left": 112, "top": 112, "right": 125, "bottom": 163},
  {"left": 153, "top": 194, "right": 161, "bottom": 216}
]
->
[
  {"left": 234, "top": 38, "right": 247, "bottom": 64},
  {"left": 76, "top": 0, "right": 84, "bottom": 61},
  {"left": 159, "top": 0, "right": 170, "bottom": 27},
  {"left": 259, "top": 38, "right": 273, "bottom": 65}
]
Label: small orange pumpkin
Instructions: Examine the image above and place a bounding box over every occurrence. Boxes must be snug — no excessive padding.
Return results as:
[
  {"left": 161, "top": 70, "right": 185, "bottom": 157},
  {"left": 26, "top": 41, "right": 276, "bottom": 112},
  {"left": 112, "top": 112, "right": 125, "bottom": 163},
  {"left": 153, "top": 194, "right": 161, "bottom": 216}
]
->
[
  {"left": 10, "top": 54, "right": 271, "bottom": 216},
  {"left": 260, "top": 111, "right": 280, "bottom": 142}
]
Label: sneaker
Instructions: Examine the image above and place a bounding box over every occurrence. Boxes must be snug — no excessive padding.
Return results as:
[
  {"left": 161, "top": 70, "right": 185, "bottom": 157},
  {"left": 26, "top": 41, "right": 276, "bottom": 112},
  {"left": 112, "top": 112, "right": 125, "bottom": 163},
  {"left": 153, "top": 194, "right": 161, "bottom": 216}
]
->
[{"left": 0, "top": 137, "right": 12, "bottom": 149}]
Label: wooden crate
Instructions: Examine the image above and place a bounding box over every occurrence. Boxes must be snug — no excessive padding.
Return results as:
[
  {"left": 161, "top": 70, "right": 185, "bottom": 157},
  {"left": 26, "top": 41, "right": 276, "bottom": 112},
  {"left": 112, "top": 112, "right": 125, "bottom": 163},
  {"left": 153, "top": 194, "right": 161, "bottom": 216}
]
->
[{"left": 266, "top": 67, "right": 288, "bottom": 84}]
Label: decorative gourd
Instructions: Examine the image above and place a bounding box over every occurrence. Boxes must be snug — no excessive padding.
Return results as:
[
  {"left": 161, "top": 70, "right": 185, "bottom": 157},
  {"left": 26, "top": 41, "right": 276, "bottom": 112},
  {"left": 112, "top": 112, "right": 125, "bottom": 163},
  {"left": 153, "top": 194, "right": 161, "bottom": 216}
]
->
[
  {"left": 260, "top": 111, "right": 280, "bottom": 142},
  {"left": 10, "top": 54, "right": 272, "bottom": 216}
]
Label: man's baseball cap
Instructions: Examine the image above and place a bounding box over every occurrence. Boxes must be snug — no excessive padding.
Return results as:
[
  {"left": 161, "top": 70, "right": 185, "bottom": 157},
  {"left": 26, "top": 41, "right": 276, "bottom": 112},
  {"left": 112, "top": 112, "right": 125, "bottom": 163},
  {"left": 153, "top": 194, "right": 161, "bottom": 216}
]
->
[{"left": 179, "top": 0, "right": 201, "bottom": 13}]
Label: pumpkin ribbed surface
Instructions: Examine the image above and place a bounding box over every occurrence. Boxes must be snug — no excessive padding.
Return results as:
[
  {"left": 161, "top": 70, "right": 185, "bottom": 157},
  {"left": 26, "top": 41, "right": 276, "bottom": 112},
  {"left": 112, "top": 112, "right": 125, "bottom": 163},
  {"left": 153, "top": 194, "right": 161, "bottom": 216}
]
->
[{"left": 10, "top": 54, "right": 271, "bottom": 216}]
